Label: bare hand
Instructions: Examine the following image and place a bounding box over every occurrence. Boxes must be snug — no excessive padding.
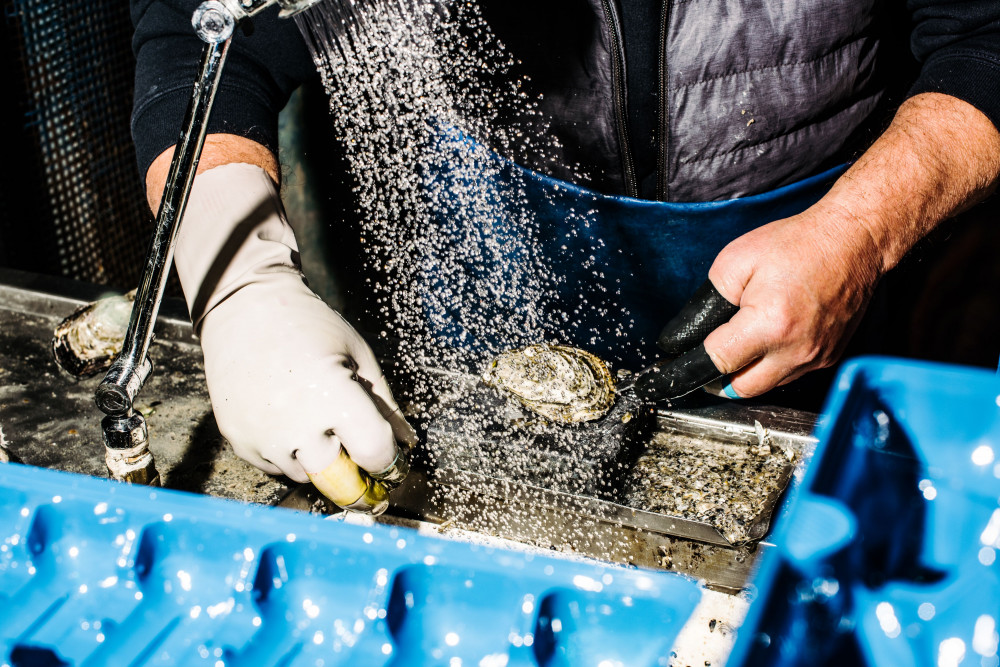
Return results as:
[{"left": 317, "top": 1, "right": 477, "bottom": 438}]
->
[
  {"left": 704, "top": 201, "right": 882, "bottom": 397},
  {"left": 705, "top": 92, "right": 1000, "bottom": 397}
]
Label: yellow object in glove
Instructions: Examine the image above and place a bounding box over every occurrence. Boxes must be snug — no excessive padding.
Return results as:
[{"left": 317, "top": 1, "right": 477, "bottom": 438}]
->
[
  {"left": 173, "top": 163, "right": 417, "bottom": 515},
  {"left": 307, "top": 447, "right": 389, "bottom": 514}
]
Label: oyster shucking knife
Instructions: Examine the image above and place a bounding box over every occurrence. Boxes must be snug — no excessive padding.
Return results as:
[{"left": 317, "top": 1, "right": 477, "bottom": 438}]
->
[{"left": 618, "top": 280, "right": 739, "bottom": 402}]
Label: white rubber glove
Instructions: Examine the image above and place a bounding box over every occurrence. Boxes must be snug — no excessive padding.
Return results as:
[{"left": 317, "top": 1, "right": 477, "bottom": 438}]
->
[{"left": 173, "top": 163, "right": 416, "bottom": 512}]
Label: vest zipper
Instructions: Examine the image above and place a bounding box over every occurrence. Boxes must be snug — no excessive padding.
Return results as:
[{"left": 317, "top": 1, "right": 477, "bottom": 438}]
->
[
  {"left": 600, "top": 0, "right": 638, "bottom": 198},
  {"left": 655, "top": 0, "right": 669, "bottom": 201}
]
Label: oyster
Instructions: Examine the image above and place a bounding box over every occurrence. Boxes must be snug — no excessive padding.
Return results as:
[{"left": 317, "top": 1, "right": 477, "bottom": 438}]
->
[
  {"left": 482, "top": 344, "right": 616, "bottom": 423},
  {"left": 52, "top": 289, "right": 136, "bottom": 377}
]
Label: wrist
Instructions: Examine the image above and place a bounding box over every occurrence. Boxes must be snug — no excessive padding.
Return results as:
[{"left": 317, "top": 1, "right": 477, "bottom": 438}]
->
[
  {"left": 174, "top": 162, "right": 301, "bottom": 331},
  {"left": 146, "top": 134, "right": 280, "bottom": 213},
  {"left": 798, "top": 196, "right": 886, "bottom": 290},
  {"left": 817, "top": 93, "right": 1000, "bottom": 275}
]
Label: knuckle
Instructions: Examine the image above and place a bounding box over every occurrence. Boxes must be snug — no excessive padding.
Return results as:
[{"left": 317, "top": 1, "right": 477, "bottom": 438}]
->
[
  {"left": 762, "top": 307, "right": 796, "bottom": 342},
  {"left": 706, "top": 347, "right": 738, "bottom": 375},
  {"left": 792, "top": 344, "right": 821, "bottom": 369}
]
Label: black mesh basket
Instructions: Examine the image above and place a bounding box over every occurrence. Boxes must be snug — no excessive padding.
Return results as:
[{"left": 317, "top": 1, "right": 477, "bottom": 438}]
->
[{"left": 1, "top": 0, "right": 151, "bottom": 289}]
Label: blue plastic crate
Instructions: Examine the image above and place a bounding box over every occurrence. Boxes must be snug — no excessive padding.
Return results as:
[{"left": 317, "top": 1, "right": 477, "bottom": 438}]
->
[
  {"left": 0, "top": 463, "right": 701, "bottom": 666},
  {"left": 730, "top": 357, "right": 1000, "bottom": 667}
]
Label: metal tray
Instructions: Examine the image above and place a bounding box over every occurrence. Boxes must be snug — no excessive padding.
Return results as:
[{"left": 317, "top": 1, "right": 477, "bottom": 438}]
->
[{"left": 1, "top": 268, "right": 817, "bottom": 591}]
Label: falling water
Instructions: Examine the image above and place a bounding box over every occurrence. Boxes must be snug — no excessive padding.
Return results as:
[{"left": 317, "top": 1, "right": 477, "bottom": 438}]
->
[
  {"left": 293, "top": 0, "right": 639, "bottom": 556},
  {"left": 294, "top": 0, "right": 570, "bottom": 382},
  {"left": 287, "top": 14, "right": 786, "bottom": 645}
]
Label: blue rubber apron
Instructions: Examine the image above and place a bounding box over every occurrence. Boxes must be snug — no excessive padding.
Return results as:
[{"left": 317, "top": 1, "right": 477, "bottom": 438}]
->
[{"left": 421, "top": 128, "right": 847, "bottom": 370}]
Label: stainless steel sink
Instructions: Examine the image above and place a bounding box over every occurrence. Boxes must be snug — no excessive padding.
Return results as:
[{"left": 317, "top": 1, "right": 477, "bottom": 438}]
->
[{"left": 0, "top": 268, "right": 818, "bottom": 592}]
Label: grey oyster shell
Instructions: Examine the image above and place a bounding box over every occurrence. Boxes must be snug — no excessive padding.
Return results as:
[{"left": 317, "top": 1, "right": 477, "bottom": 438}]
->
[
  {"left": 52, "top": 289, "right": 136, "bottom": 377},
  {"left": 482, "top": 344, "right": 616, "bottom": 423}
]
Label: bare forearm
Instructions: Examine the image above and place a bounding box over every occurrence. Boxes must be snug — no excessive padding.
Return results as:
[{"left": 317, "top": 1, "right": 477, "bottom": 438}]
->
[
  {"left": 822, "top": 92, "right": 1000, "bottom": 275},
  {"left": 144, "top": 134, "right": 280, "bottom": 213}
]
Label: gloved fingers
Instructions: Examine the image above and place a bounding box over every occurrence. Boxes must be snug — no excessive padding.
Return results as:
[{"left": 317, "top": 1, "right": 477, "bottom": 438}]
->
[
  {"left": 657, "top": 280, "right": 739, "bottom": 356},
  {"left": 318, "top": 364, "right": 413, "bottom": 488},
  {"left": 629, "top": 343, "right": 726, "bottom": 401},
  {"left": 315, "top": 362, "right": 399, "bottom": 474},
  {"left": 294, "top": 434, "right": 390, "bottom": 514},
  {"left": 350, "top": 341, "right": 419, "bottom": 448},
  {"left": 229, "top": 441, "right": 291, "bottom": 479},
  {"left": 291, "top": 432, "right": 341, "bottom": 476}
]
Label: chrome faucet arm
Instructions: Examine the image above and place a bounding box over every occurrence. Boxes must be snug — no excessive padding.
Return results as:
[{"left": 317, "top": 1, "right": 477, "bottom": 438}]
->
[{"left": 96, "top": 22, "right": 232, "bottom": 418}]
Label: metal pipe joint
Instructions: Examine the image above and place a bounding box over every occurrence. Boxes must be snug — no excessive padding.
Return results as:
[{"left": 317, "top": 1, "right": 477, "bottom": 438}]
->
[{"left": 195, "top": 0, "right": 322, "bottom": 44}]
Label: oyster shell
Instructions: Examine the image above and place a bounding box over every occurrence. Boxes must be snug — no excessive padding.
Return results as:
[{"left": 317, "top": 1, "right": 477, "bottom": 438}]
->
[
  {"left": 52, "top": 289, "right": 136, "bottom": 377},
  {"left": 482, "top": 344, "right": 615, "bottom": 423}
]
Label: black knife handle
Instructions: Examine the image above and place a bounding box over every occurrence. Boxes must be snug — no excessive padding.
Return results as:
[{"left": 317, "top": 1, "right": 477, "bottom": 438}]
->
[
  {"left": 629, "top": 344, "right": 725, "bottom": 401},
  {"left": 657, "top": 280, "right": 739, "bottom": 356}
]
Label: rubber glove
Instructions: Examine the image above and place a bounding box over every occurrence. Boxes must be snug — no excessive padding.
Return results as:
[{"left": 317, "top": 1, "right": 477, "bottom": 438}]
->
[{"left": 173, "top": 163, "right": 416, "bottom": 512}]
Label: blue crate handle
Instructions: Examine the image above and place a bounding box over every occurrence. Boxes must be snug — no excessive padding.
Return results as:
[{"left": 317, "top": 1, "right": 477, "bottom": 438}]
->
[{"left": 731, "top": 357, "right": 1000, "bottom": 667}]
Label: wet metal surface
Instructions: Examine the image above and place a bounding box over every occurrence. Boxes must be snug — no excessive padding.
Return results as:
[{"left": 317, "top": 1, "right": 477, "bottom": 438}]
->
[
  {"left": 0, "top": 268, "right": 289, "bottom": 504},
  {"left": 391, "top": 393, "right": 815, "bottom": 591},
  {"left": 0, "top": 269, "right": 817, "bottom": 591},
  {"left": 624, "top": 414, "right": 799, "bottom": 545}
]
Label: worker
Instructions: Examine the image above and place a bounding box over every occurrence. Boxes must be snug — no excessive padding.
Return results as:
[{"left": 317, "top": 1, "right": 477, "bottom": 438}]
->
[{"left": 130, "top": 1, "right": 1000, "bottom": 500}]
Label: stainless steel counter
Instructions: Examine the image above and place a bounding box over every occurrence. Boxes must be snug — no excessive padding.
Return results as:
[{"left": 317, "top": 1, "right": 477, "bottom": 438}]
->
[
  {"left": 0, "top": 268, "right": 289, "bottom": 503},
  {"left": 0, "top": 268, "right": 818, "bottom": 592}
]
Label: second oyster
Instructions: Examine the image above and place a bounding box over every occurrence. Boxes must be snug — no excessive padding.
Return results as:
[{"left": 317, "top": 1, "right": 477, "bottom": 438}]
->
[{"left": 52, "top": 289, "right": 136, "bottom": 377}]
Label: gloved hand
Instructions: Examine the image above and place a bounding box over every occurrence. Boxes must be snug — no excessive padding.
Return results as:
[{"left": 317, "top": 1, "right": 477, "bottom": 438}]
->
[{"left": 173, "top": 163, "right": 416, "bottom": 512}]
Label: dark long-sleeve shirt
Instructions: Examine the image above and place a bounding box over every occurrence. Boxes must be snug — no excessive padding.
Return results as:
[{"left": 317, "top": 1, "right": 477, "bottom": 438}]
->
[{"left": 131, "top": 0, "right": 1000, "bottom": 195}]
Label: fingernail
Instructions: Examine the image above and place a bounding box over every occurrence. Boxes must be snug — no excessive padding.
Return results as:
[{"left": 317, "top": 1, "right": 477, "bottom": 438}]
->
[{"left": 722, "top": 382, "right": 741, "bottom": 400}]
